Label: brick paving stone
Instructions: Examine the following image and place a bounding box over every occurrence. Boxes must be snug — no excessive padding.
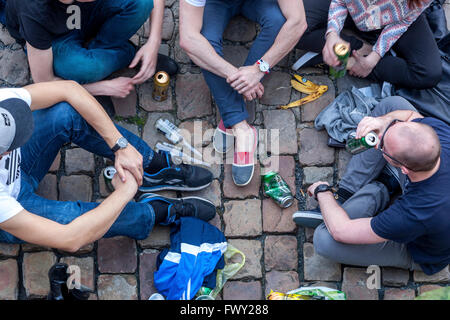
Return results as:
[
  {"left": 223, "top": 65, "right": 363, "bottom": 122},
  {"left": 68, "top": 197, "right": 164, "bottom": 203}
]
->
[
  {"left": 98, "top": 237, "right": 137, "bottom": 273},
  {"left": 142, "top": 112, "right": 176, "bottom": 149},
  {"left": 382, "top": 267, "right": 410, "bottom": 287},
  {"left": 228, "top": 239, "right": 262, "bottom": 279},
  {"left": 303, "top": 167, "right": 334, "bottom": 186},
  {"left": 0, "top": 244, "right": 20, "bottom": 257},
  {"left": 21, "top": 243, "right": 51, "bottom": 252},
  {"left": 223, "top": 164, "right": 261, "bottom": 199},
  {"left": 342, "top": 267, "right": 379, "bottom": 300},
  {"left": 179, "top": 119, "right": 214, "bottom": 148},
  {"left": 264, "top": 236, "right": 298, "bottom": 272},
  {"left": 36, "top": 174, "right": 58, "bottom": 200},
  {"left": 262, "top": 198, "right": 297, "bottom": 233},
  {"left": 176, "top": 73, "right": 212, "bottom": 120},
  {"left": 59, "top": 175, "right": 92, "bottom": 202},
  {"left": 138, "top": 81, "right": 174, "bottom": 112},
  {"left": 60, "top": 256, "right": 95, "bottom": 291},
  {"left": 263, "top": 109, "right": 297, "bottom": 155},
  {"left": 299, "top": 128, "right": 335, "bottom": 166},
  {"left": 202, "top": 145, "right": 223, "bottom": 179},
  {"left": 223, "top": 15, "right": 257, "bottom": 42},
  {"left": 58, "top": 243, "right": 95, "bottom": 256},
  {"left": 97, "top": 275, "right": 138, "bottom": 300},
  {"left": 223, "top": 200, "right": 262, "bottom": 237},
  {"left": 223, "top": 45, "right": 249, "bottom": 68},
  {"left": 303, "top": 243, "right": 341, "bottom": 281},
  {"left": 336, "top": 74, "right": 375, "bottom": 93},
  {"left": 260, "top": 71, "right": 292, "bottom": 106},
  {"left": 23, "top": 251, "right": 57, "bottom": 298},
  {"left": 182, "top": 179, "right": 221, "bottom": 207},
  {"left": 139, "top": 249, "right": 160, "bottom": 300},
  {"left": 49, "top": 152, "right": 61, "bottom": 172},
  {"left": 162, "top": 7, "right": 174, "bottom": 40},
  {"left": 383, "top": 288, "right": 415, "bottom": 300},
  {"left": 65, "top": 148, "right": 95, "bottom": 175},
  {"left": 413, "top": 266, "right": 450, "bottom": 283},
  {"left": 223, "top": 281, "right": 262, "bottom": 300},
  {"left": 264, "top": 270, "right": 300, "bottom": 297},
  {"left": 138, "top": 226, "right": 171, "bottom": 249},
  {"left": 0, "top": 259, "right": 19, "bottom": 300},
  {"left": 0, "top": 49, "right": 30, "bottom": 86},
  {"left": 417, "top": 284, "right": 443, "bottom": 296},
  {"left": 112, "top": 89, "right": 137, "bottom": 117},
  {"left": 113, "top": 120, "right": 140, "bottom": 137},
  {"left": 300, "top": 76, "right": 335, "bottom": 122}
]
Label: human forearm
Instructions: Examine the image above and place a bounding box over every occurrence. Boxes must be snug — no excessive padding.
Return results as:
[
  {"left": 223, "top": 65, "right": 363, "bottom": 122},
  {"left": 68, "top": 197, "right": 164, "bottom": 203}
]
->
[
  {"left": 317, "top": 191, "right": 351, "bottom": 240},
  {"left": 65, "top": 188, "right": 135, "bottom": 251},
  {"left": 181, "top": 32, "right": 238, "bottom": 79}
]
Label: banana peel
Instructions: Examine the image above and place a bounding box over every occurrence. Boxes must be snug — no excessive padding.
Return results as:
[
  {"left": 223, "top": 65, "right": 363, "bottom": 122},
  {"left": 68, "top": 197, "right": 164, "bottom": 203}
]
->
[{"left": 280, "top": 75, "right": 328, "bottom": 110}]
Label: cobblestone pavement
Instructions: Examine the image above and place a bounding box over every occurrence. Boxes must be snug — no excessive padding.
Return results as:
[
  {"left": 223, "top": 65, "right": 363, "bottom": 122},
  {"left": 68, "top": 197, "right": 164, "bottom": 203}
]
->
[{"left": 0, "top": 1, "right": 450, "bottom": 300}]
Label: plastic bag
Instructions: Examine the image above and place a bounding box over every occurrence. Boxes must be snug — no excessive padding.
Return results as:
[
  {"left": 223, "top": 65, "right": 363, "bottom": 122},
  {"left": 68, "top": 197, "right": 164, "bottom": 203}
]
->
[
  {"left": 267, "top": 286, "right": 346, "bottom": 300},
  {"left": 208, "top": 244, "right": 246, "bottom": 299},
  {"left": 415, "top": 287, "right": 450, "bottom": 300}
]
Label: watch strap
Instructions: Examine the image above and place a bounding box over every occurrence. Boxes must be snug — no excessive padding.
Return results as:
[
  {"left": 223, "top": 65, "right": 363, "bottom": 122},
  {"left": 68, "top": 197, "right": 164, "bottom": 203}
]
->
[{"left": 314, "top": 184, "right": 333, "bottom": 200}]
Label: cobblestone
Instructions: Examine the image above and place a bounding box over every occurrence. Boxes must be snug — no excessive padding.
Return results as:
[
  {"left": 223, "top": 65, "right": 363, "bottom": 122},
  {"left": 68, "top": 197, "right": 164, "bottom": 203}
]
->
[{"left": 1, "top": 6, "right": 449, "bottom": 301}]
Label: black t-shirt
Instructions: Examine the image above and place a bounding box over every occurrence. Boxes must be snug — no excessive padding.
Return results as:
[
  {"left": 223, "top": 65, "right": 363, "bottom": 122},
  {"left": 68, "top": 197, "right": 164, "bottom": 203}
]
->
[
  {"left": 371, "top": 117, "right": 450, "bottom": 276},
  {"left": 5, "top": 0, "right": 72, "bottom": 50}
]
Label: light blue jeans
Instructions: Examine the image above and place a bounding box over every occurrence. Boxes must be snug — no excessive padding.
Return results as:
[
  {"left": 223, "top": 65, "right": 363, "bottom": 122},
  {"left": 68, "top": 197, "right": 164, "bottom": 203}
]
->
[
  {"left": 200, "top": 0, "right": 286, "bottom": 128},
  {"left": 0, "top": 102, "right": 156, "bottom": 243}
]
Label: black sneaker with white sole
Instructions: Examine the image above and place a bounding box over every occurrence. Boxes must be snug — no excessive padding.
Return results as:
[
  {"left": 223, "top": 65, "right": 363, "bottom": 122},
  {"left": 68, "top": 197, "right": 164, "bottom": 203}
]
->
[
  {"left": 138, "top": 193, "right": 216, "bottom": 225},
  {"left": 140, "top": 151, "right": 213, "bottom": 192}
]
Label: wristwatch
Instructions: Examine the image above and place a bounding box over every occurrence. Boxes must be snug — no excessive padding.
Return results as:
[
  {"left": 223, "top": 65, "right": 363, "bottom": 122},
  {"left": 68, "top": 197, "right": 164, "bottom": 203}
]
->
[
  {"left": 111, "top": 137, "right": 129, "bottom": 153},
  {"left": 256, "top": 59, "right": 270, "bottom": 74},
  {"left": 314, "top": 184, "right": 333, "bottom": 200}
]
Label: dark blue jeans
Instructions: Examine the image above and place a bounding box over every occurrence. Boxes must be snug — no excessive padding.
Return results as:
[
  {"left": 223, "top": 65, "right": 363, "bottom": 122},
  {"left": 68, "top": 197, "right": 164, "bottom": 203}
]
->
[
  {"left": 201, "top": 0, "right": 286, "bottom": 128},
  {"left": 0, "top": 102, "right": 156, "bottom": 244},
  {"left": 52, "top": 0, "right": 153, "bottom": 84}
]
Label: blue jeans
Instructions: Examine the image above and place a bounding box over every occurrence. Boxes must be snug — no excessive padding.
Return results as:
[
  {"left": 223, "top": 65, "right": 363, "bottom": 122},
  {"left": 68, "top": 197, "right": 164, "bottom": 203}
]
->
[
  {"left": 52, "top": 0, "right": 154, "bottom": 84},
  {"left": 0, "top": 102, "right": 156, "bottom": 244},
  {"left": 201, "top": 0, "right": 286, "bottom": 128}
]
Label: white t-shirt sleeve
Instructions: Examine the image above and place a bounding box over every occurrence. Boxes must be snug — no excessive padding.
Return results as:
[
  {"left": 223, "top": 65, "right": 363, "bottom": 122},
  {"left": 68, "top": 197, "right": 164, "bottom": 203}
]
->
[
  {"left": 0, "top": 88, "right": 32, "bottom": 106},
  {"left": 185, "top": 0, "right": 206, "bottom": 7},
  {"left": 0, "top": 194, "right": 23, "bottom": 224}
]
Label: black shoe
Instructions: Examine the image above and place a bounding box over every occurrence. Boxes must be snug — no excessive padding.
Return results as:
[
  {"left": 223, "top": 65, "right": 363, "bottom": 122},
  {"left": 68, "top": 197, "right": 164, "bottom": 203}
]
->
[
  {"left": 156, "top": 53, "right": 179, "bottom": 76},
  {"left": 292, "top": 207, "right": 324, "bottom": 229},
  {"left": 141, "top": 151, "right": 213, "bottom": 192},
  {"left": 138, "top": 193, "right": 216, "bottom": 224},
  {"left": 47, "top": 263, "right": 90, "bottom": 301},
  {"left": 48, "top": 263, "right": 69, "bottom": 301},
  {"left": 292, "top": 189, "right": 350, "bottom": 229},
  {"left": 376, "top": 164, "right": 401, "bottom": 196}
]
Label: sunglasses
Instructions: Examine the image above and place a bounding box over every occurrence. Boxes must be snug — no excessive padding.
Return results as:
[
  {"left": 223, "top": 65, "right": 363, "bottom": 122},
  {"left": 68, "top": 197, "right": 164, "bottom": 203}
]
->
[{"left": 378, "top": 119, "right": 414, "bottom": 171}]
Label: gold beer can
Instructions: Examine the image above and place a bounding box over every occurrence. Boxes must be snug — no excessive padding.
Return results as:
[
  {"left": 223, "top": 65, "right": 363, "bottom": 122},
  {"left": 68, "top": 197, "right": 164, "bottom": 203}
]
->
[{"left": 152, "top": 71, "right": 170, "bottom": 102}]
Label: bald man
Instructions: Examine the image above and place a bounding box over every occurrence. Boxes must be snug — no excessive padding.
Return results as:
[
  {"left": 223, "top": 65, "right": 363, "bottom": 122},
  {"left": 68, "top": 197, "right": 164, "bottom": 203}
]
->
[{"left": 293, "top": 96, "right": 450, "bottom": 276}]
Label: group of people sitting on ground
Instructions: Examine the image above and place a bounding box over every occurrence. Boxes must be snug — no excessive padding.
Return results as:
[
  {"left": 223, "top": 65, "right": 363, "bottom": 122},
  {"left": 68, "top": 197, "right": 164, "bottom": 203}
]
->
[{"left": 0, "top": 0, "right": 448, "bottom": 289}]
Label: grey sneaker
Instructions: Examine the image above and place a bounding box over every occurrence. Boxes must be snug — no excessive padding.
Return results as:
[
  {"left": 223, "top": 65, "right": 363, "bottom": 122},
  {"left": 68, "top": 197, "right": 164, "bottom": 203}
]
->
[
  {"left": 292, "top": 208, "right": 323, "bottom": 228},
  {"left": 213, "top": 119, "right": 234, "bottom": 154}
]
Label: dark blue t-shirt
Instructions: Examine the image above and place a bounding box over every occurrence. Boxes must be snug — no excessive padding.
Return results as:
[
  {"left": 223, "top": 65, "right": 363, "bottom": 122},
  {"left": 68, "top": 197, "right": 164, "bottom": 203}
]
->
[{"left": 371, "top": 117, "right": 450, "bottom": 275}]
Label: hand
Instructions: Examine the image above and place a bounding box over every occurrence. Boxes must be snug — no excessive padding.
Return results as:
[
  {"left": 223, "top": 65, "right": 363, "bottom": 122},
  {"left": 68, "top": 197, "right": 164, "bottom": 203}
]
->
[
  {"left": 356, "top": 116, "right": 390, "bottom": 141},
  {"left": 323, "top": 32, "right": 348, "bottom": 67},
  {"left": 114, "top": 145, "right": 144, "bottom": 186},
  {"left": 348, "top": 50, "right": 379, "bottom": 78},
  {"left": 111, "top": 169, "right": 139, "bottom": 198},
  {"left": 103, "top": 77, "right": 134, "bottom": 98},
  {"left": 307, "top": 181, "right": 330, "bottom": 198},
  {"left": 227, "top": 65, "right": 265, "bottom": 95},
  {"left": 129, "top": 43, "right": 158, "bottom": 85},
  {"left": 243, "top": 82, "right": 265, "bottom": 101}
]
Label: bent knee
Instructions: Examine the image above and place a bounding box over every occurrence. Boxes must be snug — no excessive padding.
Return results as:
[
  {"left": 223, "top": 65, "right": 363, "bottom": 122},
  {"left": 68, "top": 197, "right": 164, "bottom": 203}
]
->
[{"left": 313, "top": 225, "right": 337, "bottom": 259}]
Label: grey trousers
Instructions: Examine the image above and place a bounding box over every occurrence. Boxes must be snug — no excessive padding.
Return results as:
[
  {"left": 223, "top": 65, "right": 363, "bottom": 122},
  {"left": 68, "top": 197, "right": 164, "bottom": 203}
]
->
[{"left": 313, "top": 96, "right": 422, "bottom": 271}]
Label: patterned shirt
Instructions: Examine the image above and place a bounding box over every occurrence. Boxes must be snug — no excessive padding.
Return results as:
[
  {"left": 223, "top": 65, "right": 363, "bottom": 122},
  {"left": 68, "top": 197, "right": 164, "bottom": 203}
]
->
[{"left": 326, "top": 0, "right": 433, "bottom": 57}]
